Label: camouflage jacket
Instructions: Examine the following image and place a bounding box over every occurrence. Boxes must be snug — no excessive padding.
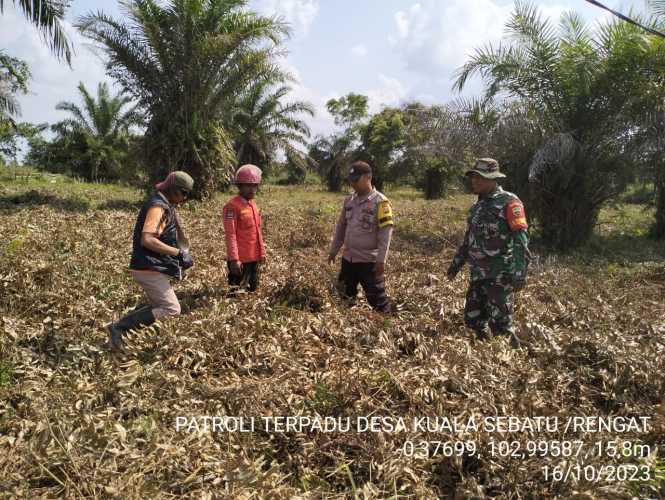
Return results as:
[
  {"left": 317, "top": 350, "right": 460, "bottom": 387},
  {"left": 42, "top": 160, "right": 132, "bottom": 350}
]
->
[{"left": 450, "top": 186, "right": 530, "bottom": 282}]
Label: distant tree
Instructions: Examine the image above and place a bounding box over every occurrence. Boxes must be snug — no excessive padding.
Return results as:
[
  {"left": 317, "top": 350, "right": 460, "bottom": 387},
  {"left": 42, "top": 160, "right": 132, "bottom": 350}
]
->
[
  {"left": 0, "top": 53, "right": 30, "bottom": 122},
  {"left": 232, "top": 75, "right": 313, "bottom": 175},
  {"left": 654, "top": 165, "right": 665, "bottom": 238},
  {"left": 637, "top": 1, "right": 665, "bottom": 238},
  {"left": 309, "top": 134, "right": 353, "bottom": 192},
  {"left": 326, "top": 93, "right": 368, "bottom": 128},
  {"left": 308, "top": 93, "right": 369, "bottom": 192},
  {"left": 282, "top": 153, "right": 308, "bottom": 184},
  {"left": 392, "top": 102, "right": 476, "bottom": 198},
  {"left": 358, "top": 107, "right": 406, "bottom": 191},
  {"left": 0, "top": 121, "right": 45, "bottom": 163},
  {"left": 28, "top": 82, "right": 142, "bottom": 181}
]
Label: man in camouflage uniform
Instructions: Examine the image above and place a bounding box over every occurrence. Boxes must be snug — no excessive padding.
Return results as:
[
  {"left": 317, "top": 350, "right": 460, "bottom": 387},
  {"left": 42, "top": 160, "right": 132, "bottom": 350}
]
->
[{"left": 447, "top": 158, "right": 530, "bottom": 344}]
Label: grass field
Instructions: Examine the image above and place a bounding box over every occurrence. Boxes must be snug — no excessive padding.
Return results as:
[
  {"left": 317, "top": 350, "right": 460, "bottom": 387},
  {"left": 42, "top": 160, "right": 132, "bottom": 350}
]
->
[{"left": 1, "top": 170, "right": 664, "bottom": 498}]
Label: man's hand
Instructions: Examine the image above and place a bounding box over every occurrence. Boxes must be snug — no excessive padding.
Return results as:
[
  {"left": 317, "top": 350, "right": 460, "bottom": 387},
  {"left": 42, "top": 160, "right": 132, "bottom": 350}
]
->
[
  {"left": 229, "top": 260, "right": 243, "bottom": 275},
  {"left": 258, "top": 256, "right": 266, "bottom": 265},
  {"left": 179, "top": 249, "right": 194, "bottom": 269},
  {"left": 327, "top": 254, "right": 336, "bottom": 265},
  {"left": 374, "top": 262, "right": 385, "bottom": 277},
  {"left": 446, "top": 263, "right": 458, "bottom": 281}
]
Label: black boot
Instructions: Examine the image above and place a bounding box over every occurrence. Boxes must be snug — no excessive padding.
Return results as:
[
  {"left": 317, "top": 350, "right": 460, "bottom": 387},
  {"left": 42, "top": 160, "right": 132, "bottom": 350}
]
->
[
  {"left": 131, "top": 303, "right": 150, "bottom": 313},
  {"left": 474, "top": 326, "right": 492, "bottom": 341},
  {"left": 107, "top": 308, "right": 156, "bottom": 352}
]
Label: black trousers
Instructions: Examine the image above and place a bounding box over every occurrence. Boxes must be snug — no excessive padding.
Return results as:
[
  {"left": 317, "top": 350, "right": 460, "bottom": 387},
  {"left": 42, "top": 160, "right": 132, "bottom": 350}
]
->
[
  {"left": 228, "top": 261, "right": 259, "bottom": 292},
  {"left": 338, "top": 258, "right": 391, "bottom": 313}
]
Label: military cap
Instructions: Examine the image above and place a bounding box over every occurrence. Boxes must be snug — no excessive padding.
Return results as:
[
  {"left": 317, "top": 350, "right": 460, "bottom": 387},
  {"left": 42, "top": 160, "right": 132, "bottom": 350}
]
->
[{"left": 465, "top": 158, "right": 506, "bottom": 179}]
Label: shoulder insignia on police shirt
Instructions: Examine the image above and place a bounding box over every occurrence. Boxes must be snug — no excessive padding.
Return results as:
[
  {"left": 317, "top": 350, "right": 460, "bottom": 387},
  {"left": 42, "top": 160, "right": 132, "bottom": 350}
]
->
[
  {"left": 506, "top": 200, "right": 528, "bottom": 231},
  {"left": 377, "top": 200, "right": 394, "bottom": 228}
]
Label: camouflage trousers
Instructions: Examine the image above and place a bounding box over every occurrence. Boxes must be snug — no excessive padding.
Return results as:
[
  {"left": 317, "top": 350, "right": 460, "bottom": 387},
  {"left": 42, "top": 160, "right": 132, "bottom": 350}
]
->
[{"left": 463, "top": 278, "right": 514, "bottom": 336}]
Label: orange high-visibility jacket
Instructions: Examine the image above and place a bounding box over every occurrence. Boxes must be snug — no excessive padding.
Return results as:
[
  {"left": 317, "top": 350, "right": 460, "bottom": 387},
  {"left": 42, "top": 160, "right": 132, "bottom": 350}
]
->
[{"left": 222, "top": 195, "right": 265, "bottom": 263}]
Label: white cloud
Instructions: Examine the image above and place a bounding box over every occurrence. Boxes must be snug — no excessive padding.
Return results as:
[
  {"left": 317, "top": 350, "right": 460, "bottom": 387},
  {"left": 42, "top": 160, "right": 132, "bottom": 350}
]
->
[
  {"left": 392, "top": 1, "right": 601, "bottom": 101},
  {"left": 351, "top": 44, "right": 368, "bottom": 57},
  {"left": 391, "top": 0, "right": 512, "bottom": 76},
  {"left": 365, "top": 75, "right": 408, "bottom": 114},
  {"left": 0, "top": 4, "right": 115, "bottom": 129},
  {"left": 306, "top": 75, "right": 408, "bottom": 139},
  {"left": 273, "top": 56, "right": 335, "bottom": 140},
  {"left": 394, "top": 3, "right": 424, "bottom": 39},
  {"left": 391, "top": 1, "right": 569, "bottom": 80},
  {"left": 252, "top": 0, "right": 319, "bottom": 37}
]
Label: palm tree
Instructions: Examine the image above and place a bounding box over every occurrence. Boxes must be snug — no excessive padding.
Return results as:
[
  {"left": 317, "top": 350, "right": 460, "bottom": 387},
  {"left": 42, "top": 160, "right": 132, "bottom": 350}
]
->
[
  {"left": 0, "top": 52, "right": 30, "bottom": 122},
  {"left": 232, "top": 75, "right": 314, "bottom": 173},
  {"left": 395, "top": 102, "right": 480, "bottom": 198},
  {"left": 77, "top": 0, "right": 289, "bottom": 198},
  {"left": 454, "top": 1, "right": 665, "bottom": 248},
  {"left": 54, "top": 81, "right": 142, "bottom": 180},
  {"left": 636, "top": 1, "right": 665, "bottom": 238},
  {"left": 0, "top": 0, "right": 72, "bottom": 62},
  {"left": 309, "top": 134, "right": 353, "bottom": 192}
]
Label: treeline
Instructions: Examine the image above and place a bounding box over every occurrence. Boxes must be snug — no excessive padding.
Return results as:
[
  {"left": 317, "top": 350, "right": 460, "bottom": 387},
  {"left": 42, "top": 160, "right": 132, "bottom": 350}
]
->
[
  {"left": 1, "top": 0, "right": 313, "bottom": 197},
  {"left": 305, "top": 2, "right": 665, "bottom": 248},
  {"left": 1, "top": 1, "right": 665, "bottom": 248}
]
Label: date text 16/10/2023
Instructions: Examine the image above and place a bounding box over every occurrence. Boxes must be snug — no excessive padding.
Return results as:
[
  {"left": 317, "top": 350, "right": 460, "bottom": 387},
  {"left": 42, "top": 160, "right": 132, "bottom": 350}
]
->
[
  {"left": 401, "top": 440, "right": 655, "bottom": 482},
  {"left": 542, "top": 464, "right": 652, "bottom": 483}
]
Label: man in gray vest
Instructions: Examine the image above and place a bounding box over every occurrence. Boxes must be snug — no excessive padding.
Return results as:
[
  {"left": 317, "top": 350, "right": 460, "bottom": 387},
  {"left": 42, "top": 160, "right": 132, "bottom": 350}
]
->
[{"left": 106, "top": 171, "right": 194, "bottom": 353}]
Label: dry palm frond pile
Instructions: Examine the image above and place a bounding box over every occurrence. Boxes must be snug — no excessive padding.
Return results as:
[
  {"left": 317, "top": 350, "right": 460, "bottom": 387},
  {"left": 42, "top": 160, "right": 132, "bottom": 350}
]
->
[{"left": 0, "top": 183, "right": 664, "bottom": 498}]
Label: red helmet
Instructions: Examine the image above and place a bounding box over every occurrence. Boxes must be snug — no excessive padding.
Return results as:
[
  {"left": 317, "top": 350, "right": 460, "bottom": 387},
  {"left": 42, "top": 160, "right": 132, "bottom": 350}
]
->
[{"left": 235, "top": 164, "right": 262, "bottom": 184}]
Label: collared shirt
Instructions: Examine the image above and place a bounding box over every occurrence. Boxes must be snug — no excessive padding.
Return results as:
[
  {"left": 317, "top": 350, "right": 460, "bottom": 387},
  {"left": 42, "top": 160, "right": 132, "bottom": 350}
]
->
[
  {"left": 222, "top": 195, "right": 265, "bottom": 263},
  {"left": 329, "top": 188, "right": 394, "bottom": 263}
]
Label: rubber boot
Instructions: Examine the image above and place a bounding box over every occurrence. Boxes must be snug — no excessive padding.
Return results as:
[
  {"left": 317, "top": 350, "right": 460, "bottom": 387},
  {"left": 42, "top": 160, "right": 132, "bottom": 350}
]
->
[
  {"left": 131, "top": 303, "right": 151, "bottom": 313},
  {"left": 492, "top": 329, "right": 522, "bottom": 349},
  {"left": 107, "top": 307, "right": 156, "bottom": 353},
  {"left": 474, "top": 326, "right": 491, "bottom": 341}
]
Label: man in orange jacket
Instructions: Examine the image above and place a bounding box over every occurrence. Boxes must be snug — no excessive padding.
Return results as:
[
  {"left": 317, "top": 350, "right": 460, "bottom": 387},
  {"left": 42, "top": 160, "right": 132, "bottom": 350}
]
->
[{"left": 222, "top": 164, "right": 266, "bottom": 292}]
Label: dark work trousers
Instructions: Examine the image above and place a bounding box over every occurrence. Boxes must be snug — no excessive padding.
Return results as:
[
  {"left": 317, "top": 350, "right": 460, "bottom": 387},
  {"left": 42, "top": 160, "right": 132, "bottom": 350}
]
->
[
  {"left": 228, "top": 261, "right": 259, "bottom": 293},
  {"left": 338, "top": 258, "right": 391, "bottom": 313}
]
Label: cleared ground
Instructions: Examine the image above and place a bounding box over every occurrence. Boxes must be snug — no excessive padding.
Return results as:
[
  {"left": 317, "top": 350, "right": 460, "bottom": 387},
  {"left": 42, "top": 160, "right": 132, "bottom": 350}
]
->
[{"left": 1, "top": 171, "right": 664, "bottom": 498}]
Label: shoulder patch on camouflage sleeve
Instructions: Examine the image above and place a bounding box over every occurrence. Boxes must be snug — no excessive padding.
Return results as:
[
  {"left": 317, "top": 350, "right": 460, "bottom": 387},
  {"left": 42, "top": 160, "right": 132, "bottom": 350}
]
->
[
  {"left": 506, "top": 200, "right": 528, "bottom": 231},
  {"left": 377, "top": 200, "right": 394, "bottom": 228}
]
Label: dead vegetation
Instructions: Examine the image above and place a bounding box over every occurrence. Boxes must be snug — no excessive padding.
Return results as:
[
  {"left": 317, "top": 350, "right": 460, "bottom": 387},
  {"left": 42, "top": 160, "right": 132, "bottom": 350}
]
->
[{"left": 0, "top": 182, "right": 664, "bottom": 498}]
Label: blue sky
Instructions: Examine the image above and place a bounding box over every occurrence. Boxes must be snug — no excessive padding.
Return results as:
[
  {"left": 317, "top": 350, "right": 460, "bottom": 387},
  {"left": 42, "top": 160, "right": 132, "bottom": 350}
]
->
[{"left": 0, "top": 0, "right": 644, "bottom": 139}]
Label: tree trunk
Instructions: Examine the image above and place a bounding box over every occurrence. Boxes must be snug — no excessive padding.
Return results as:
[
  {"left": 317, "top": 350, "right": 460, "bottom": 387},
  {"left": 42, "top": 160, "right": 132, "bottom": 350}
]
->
[
  {"left": 527, "top": 137, "right": 608, "bottom": 250},
  {"left": 536, "top": 194, "right": 599, "bottom": 249},
  {"left": 236, "top": 143, "right": 246, "bottom": 166},
  {"left": 143, "top": 120, "right": 235, "bottom": 199},
  {"left": 652, "top": 168, "right": 665, "bottom": 239},
  {"left": 326, "top": 158, "right": 345, "bottom": 192},
  {"left": 327, "top": 164, "right": 343, "bottom": 191},
  {"left": 424, "top": 167, "right": 445, "bottom": 200}
]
